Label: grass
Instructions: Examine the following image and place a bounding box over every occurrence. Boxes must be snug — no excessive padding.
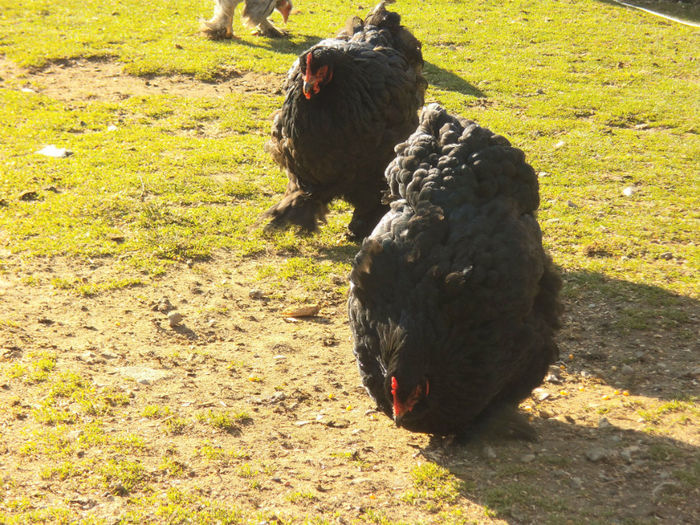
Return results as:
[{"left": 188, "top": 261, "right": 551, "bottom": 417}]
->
[
  {"left": 0, "top": 0, "right": 698, "bottom": 523},
  {"left": 197, "top": 409, "right": 253, "bottom": 433},
  {"left": 0, "top": 0, "right": 696, "bottom": 299}
]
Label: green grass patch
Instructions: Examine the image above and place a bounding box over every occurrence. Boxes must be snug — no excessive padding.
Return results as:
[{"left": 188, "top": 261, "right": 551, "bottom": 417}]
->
[
  {"left": 196, "top": 409, "right": 252, "bottom": 433},
  {"left": 401, "top": 462, "right": 466, "bottom": 509},
  {"left": 0, "top": 0, "right": 696, "bottom": 302}
]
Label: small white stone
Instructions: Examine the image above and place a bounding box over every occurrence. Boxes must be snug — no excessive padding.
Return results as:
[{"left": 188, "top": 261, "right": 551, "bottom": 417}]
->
[{"left": 167, "top": 311, "right": 183, "bottom": 327}]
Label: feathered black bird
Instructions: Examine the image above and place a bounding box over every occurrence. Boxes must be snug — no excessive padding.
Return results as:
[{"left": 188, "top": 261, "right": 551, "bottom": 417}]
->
[
  {"left": 264, "top": 2, "right": 427, "bottom": 239},
  {"left": 348, "top": 104, "right": 562, "bottom": 438}
]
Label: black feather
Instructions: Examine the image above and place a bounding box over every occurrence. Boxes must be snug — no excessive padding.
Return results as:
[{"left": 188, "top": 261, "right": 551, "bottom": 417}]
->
[
  {"left": 265, "top": 3, "right": 427, "bottom": 239},
  {"left": 348, "top": 104, "right": 563, "bottom": 438}
]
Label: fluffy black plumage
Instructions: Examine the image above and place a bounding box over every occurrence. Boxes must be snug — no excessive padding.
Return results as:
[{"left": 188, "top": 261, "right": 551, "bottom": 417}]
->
[
  {"left": 348, "top": 104, "right": 562, "bottom": 438},
  {"left": 264, "top": 2, "right": 427, "bottom": 239}
]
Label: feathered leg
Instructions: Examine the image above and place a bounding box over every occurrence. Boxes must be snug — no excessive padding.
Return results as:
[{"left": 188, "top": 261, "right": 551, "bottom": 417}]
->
[
  {"left": 264, "top": 179, "right": 329, "bottom": 233},
  {"left": 249, "top": 17, "right": 287, "bottom": 38},
  {"left": 241, "top": 1, "right": 288, "bottom": 38},
  {"left": 345, "top": 184, "right": 389, "bottom": 241},
  {"left": 200, "top": 0, "right": 241, "bottom": 40}
]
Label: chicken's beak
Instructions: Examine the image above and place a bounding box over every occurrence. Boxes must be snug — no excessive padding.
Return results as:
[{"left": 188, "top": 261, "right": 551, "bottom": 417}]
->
[
  {"left": 280, "top": 1, "right": 292, "bottom": 24},
  {"left": 302, "top": 81, "right": 314, "bottom": 99}
]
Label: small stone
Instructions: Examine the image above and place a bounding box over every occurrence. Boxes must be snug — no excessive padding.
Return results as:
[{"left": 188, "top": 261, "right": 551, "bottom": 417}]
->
[
  {"left": 544, "top": 373, "right": 561, "bottom": 384},
  {"left": 483, "top": 445, "right": 497, "bottom": 459},
  {"left": 167, "top": 311, "right": 183, "bottom": 327},
  {"left": 249, "top": 289, "right": 265, "bottom": 300},
  {"left": 585, "top": 447, "right": 607, "bottom": 462},
  {"left": 659, "top": 252, "right": 673, "bottom": 260},
  {"left": 598, "top": 417, "right": 611, "bottom": 429},
  {"left": 621, "top": 446, "right": 639, "bottom": 464},
  {"left": 569, "top": 477, "right": 583, "bottom": 489},
  {"left": 622, "top": 186, "right": 636, "bottom": 196},
  {"left": 554, "top": 140, "right": 566, "bottom": 149},
  {"left": 520, "top": 453, "right": 536, "bottom": 463},
  {"left": 621, "top": 364, "right": 634, "bottom": 375},
  {"left": 154, "top": 297, "right": 173, "bottom": 313},
  {"left": 80, "top": 351, "right": 105, "bottom": 365}
]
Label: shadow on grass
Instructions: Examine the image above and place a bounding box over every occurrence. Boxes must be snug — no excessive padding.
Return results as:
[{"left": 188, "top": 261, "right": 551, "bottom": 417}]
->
[
  {"left": 211, "top": 33, "right": 321, "bottom": 58},
  {"left": 214, "top": 35, "right": 488, "bottom": 98},
  {"left": 424, "top": 61, "right": 486, "bottom": 97},
  {"left": 559, "top": 269, "right": 699, "bottom": 402},
  {"left": 422, "top": 418, "right": 698, "bottom": 523}
]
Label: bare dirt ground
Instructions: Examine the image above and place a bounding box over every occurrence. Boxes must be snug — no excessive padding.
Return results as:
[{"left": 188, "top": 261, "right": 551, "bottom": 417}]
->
[
  {"left": 0, "top": 57, "right": 284, "bottom": 102},
  {"left": 1, "top": 60, "right": 699, "bottom": 523}
]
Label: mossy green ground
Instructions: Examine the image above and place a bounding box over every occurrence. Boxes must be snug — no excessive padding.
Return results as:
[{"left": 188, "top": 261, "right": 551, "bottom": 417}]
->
[{"left": 0, "top": 0, "right": 698, "bottom": 523}]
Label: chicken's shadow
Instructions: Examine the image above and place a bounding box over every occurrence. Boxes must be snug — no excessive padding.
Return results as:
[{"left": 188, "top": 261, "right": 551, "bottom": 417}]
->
[
  {"left": 223, "top": 33, "right": 322, "bottom": 57},
  {"left": 421, "top": 418, "right": 698, "bottom": 523},
  {"left": 558, "top": 269, "right": 698, "bottom": 402},
  {"left": 424, "top": 61, "right": 486, "bottom": 98}
]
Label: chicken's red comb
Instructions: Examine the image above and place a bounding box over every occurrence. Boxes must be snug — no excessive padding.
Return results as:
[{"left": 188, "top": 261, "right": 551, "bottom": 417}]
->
[{"left": 391, "top": 376, "right": 402, "bottom": 418}]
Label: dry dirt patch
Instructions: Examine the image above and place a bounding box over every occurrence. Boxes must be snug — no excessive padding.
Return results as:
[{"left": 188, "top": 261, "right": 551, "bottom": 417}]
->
[
  {"left": 0, "top": 57, "right": 284, "bottom": 101},
  {"left": 0, "top": 254, "right": 698, "bottom": 523}
]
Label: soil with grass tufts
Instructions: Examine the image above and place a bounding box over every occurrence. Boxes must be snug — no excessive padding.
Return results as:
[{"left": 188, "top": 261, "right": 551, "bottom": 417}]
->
[
  {"left": 0, "top": 57, "right": 285, "bottom": 102},
  {"left": 1, "top": 60, "right": 698, "bottom": 524}
]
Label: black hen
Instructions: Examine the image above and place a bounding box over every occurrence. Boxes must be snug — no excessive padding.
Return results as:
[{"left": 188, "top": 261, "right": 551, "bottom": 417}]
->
[
  {"left": 265, "top": 2, "right": 427, "bottom": 239},
  {"left": 348, "top": 104, "right": 562, "bottom": 438}
]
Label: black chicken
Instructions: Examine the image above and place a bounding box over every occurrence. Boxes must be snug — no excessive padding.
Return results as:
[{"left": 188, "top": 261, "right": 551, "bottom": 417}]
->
[
  {"left": 348, "top": 104, "right": 562, "bottom": 438},
  {"left": 264, "top": 3, "right": 427, "bottom": 239}
]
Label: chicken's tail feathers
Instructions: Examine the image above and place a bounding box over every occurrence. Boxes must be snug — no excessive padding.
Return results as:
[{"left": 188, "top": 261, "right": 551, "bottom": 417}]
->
[{"left": 263, "top": 188, "right": 328, "bottom": 234}]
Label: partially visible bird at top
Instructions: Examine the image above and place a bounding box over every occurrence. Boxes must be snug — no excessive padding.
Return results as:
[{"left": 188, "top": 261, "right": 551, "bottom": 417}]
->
[
  {"left": 264, "top": 2, "right": 427, "bottom": 240},
  {"left": 348, "top": 104, "right": 563, "bottom": 440},
  {"left": 200, "top": 0, "right": 292, "bottom": 39}
]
